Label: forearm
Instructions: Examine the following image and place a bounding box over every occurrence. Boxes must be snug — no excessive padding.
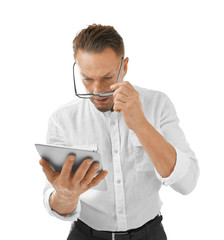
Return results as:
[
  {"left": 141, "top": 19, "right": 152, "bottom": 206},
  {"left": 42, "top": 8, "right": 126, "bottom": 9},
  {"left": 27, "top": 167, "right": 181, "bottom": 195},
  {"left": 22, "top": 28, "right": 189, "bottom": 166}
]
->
[
  {"left": 50, "top": 190, "right": 79, "bottom": 215},
  {"left": 134, "top": 119, "right": 176, "bottom": 178}
]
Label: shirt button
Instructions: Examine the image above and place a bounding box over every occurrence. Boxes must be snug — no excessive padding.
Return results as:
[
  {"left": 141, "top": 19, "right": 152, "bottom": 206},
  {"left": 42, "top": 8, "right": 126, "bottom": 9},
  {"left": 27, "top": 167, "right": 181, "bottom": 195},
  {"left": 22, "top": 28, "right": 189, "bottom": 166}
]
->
[
  {"left": 117, "top": 179, "right": 121, "bottom": 184},
  {"left": 118, "top": 210, "right": 123, "bottom": 214},
  {"left": 114, "top": 149, "right": 118, "bottom": 154}
]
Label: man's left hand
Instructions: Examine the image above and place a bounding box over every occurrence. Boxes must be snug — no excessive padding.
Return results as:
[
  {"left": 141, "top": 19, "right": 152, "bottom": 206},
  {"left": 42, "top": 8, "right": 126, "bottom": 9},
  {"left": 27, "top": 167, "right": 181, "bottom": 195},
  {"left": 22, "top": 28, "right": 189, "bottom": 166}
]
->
[{"left": 110, "top": 81, "right": 147, "bottom": 132}]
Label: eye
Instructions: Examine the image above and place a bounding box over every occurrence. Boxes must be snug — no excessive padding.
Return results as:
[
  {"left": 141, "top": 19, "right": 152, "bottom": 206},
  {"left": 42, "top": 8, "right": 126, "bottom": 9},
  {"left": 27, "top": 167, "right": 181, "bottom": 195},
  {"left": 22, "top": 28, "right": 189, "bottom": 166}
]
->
[
  {"left": 83, "top": 78, "right": 93, "bottom": 81},
  {"left": 103, "top": 77, "right": 112, "bottom": 81},
  {"left": 82, "top": 78, "right": 93, "bottom": 85}
]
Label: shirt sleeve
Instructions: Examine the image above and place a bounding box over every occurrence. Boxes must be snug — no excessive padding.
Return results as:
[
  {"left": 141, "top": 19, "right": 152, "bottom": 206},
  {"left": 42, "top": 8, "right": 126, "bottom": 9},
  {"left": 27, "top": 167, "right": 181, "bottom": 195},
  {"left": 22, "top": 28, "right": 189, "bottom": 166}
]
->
[
  {"left": 155, "top": 94, "right": 200, "bottom": 195},
  {"left": 42, "top": 113, "right": 81, "bottom": 221}
]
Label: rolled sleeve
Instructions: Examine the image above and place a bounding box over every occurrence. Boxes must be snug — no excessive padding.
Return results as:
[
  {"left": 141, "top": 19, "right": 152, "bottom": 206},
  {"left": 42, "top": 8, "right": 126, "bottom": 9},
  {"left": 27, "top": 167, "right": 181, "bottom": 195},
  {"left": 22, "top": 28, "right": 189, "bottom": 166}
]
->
[
  {"left": 43, "top": 187, "right": 81, "bottom": 221},
  {"left": 154, "top": 146, "right": 191, "bottom": 186},
  {"left": 156, "top": 94, "right": 200, "bottom": 194}
]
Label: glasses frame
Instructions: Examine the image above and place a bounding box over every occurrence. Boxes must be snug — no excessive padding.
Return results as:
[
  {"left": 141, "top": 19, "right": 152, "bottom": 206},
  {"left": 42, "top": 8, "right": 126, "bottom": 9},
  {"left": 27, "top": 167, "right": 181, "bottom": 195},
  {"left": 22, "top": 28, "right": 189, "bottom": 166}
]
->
[{"left": 73, "top": 56, "right": 124, "bottom": 99}]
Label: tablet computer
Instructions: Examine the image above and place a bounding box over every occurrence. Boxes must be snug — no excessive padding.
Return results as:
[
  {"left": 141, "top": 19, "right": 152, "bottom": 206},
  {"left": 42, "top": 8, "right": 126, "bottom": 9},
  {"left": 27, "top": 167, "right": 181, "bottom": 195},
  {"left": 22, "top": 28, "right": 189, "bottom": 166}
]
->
[{"left": 35, "top": 143, "right": 107, "bottom": 191}]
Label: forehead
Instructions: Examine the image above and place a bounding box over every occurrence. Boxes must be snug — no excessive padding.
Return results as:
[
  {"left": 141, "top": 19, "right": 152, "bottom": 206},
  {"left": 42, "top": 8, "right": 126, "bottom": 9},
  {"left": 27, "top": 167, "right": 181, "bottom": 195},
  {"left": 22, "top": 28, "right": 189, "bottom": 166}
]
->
[{"left": 76, "top": 48, "right": 121, "bottom": 73}]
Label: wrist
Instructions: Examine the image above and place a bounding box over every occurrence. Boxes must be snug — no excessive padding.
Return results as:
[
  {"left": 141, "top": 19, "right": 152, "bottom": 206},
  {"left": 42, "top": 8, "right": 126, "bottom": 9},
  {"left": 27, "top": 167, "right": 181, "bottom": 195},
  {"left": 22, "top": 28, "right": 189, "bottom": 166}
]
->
[
  {"left": 53, "top": 190, "right": 79, "bottom": 202},
  {"left": 132, "top": 116, "right": 148, "bottom": 134},
  {"left": 50, "top": 191, "right": 79, "bottom": 215}
]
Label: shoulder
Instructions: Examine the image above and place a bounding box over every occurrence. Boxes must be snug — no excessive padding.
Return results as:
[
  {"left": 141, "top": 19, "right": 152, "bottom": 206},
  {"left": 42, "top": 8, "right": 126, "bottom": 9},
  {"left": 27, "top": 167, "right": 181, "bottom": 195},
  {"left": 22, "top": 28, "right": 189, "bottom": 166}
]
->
[
  {"left": 134, "top": 85, "right": 169, "bottom": 104},
  {"left": 49, "top": 98, "right": 88, "bottom": 122}
]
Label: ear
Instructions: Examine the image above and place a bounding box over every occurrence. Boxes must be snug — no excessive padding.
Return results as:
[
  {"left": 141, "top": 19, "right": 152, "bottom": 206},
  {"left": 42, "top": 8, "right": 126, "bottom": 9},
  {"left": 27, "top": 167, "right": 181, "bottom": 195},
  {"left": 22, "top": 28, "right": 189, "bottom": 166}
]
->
[{"left": 122, "top": 57, "right": 129, "bottom": 78}]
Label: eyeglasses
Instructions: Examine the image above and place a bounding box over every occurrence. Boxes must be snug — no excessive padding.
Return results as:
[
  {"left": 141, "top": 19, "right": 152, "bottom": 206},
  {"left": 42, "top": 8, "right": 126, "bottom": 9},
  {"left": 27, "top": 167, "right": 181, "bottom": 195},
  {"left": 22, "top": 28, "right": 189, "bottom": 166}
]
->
[{"left": 73, "top": 56, "right": 124, "bottom": 99}]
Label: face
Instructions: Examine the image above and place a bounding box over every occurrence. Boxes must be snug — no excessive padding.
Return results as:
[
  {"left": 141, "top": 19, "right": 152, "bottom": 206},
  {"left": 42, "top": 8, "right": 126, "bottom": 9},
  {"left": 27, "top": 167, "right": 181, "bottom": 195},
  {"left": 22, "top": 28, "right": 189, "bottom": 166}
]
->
[{"left": 76, "top": 48, "right": 128, "bottom": 112}]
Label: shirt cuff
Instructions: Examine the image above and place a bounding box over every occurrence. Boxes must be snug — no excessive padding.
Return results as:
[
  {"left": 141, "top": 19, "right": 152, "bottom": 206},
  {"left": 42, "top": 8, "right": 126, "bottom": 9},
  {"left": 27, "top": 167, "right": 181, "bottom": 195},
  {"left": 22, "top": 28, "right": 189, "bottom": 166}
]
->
[
  {"left": 43, "top": 188, "right": 81, "bottom": 221},
  {"left": 154, "top": 146, "right": 191, "bottom": 186}
]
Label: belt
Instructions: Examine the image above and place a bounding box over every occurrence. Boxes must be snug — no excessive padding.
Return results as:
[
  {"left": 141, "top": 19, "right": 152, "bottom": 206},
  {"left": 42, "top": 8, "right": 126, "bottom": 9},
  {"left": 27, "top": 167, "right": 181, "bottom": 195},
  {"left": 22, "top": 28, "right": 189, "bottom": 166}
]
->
[{"left": 76, "top": 213, "right": 162, "bottom": 240}]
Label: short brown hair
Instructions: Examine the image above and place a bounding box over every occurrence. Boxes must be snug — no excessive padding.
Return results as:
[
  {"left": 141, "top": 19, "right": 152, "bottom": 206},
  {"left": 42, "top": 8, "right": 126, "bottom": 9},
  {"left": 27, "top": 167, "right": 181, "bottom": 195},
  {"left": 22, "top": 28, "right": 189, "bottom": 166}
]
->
[{"left": 73, "top": 24, "right": 124, "bottom": 59}]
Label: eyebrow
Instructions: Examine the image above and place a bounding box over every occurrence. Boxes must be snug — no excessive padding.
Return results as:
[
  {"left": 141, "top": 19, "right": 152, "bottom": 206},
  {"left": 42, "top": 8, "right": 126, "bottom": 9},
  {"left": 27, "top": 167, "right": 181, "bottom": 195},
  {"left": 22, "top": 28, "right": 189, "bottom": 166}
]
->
[{"left": 80, "top": 71, "right": 115, "bottom": 79}]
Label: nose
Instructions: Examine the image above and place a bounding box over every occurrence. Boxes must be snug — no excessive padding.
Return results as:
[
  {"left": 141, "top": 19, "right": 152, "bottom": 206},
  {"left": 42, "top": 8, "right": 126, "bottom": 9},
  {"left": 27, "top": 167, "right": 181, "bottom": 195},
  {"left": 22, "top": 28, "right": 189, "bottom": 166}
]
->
[{"left": 92, "top": 80, "right": 103, "bottom": 94}]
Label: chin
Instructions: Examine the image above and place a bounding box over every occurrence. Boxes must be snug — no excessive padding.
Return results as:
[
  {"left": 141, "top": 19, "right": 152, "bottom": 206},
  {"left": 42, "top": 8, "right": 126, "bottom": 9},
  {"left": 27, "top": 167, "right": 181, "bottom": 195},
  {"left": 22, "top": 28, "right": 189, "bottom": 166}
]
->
[
  {"left": 93, "top": 103, "right": 114, "bottom": 112},
  {"left": 95, "top": 105, "right": 112, "bottom": 112},
  {"left": 90, "top": 98, "right": 114, "bottom": 112}
]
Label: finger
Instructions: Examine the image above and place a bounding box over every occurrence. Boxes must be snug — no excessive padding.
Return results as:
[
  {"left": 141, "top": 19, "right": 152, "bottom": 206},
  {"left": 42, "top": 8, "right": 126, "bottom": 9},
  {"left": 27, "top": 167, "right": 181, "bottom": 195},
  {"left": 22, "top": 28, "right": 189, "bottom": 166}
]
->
[
  {"left": 73, "top": 158, "right": 93, "bottom": 182},
  {"left": 60, "top": 154, "right": 76, "bottom": 178},
  {"left": 111, "top": 81, "right": 134, "bottom": 92},
  {"left": 80, "top": 162, "right": 101, "bottom": 186},
  {"left": 113, "top": 86, "right": 130, "bottom": 98},
  {"left": 39, "top": 158, "right": 57, "bottom": 183},
  {"left": 87, "top": 170, "right": 108, "bottom": 189},
  {"left": 113, "top": 100, "right": 126, "bottom": 112},
  {"left": 113, "top": 93, "right": 129, "bottom": 104}
]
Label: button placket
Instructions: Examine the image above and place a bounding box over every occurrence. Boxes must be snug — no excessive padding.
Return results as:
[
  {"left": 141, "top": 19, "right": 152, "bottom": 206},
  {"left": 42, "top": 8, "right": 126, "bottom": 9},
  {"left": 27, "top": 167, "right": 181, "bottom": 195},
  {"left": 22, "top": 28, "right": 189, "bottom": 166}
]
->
[{"left": 110, "top": 113, "right": 128, "bottom": 230}]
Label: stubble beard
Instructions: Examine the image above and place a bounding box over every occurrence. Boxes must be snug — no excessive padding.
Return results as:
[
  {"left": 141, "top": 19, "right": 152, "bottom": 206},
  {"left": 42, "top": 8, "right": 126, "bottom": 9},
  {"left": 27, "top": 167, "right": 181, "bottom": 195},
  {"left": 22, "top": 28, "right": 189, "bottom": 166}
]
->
[{"left": 90, "top": 98, "right": 114, "bottom": 112}]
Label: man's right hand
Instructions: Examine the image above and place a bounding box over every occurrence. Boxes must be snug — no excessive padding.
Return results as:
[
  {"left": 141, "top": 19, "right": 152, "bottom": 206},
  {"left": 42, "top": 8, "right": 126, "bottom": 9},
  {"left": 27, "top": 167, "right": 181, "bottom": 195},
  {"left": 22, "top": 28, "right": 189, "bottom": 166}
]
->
[{"left": 39, "top": 155, "right": 108, "bottom": 215}]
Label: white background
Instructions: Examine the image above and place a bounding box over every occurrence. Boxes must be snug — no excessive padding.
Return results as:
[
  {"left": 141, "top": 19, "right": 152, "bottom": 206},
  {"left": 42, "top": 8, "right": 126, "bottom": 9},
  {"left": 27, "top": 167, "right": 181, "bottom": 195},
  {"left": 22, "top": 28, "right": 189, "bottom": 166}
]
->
[{"left": 0, "top": 0, "right": 223, "bottom": 239}]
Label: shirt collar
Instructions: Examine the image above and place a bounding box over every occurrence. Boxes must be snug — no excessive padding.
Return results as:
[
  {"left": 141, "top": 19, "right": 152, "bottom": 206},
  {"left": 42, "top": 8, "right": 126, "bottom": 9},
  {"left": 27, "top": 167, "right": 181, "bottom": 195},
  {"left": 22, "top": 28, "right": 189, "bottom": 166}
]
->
[{"left": 87, "top": 99, "right": 119, "bottom": 119}]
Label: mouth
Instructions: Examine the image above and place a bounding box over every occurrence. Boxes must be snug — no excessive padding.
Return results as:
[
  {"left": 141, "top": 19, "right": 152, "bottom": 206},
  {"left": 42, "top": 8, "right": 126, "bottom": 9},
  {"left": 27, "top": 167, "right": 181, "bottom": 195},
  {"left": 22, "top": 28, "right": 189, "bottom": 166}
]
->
[{"left": 94, "top": 97, "right": 109, "bottom": 103}]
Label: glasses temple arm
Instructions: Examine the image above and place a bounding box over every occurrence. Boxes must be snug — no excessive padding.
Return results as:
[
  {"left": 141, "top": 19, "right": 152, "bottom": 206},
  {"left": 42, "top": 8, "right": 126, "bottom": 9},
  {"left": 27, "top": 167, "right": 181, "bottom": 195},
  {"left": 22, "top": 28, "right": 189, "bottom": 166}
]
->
[{"left": 116, "top": 56, "right": 124, "bottom": 84}]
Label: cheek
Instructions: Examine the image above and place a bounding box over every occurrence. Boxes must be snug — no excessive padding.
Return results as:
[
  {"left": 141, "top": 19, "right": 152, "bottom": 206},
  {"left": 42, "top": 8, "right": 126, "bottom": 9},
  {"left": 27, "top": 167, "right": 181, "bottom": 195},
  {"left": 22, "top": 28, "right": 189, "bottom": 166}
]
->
[
  {"left": 108, "top": 96, "right": 114, "bottom": 103},
  {"left": 82, "top": 81, "right": 91, "bottom": 89}
]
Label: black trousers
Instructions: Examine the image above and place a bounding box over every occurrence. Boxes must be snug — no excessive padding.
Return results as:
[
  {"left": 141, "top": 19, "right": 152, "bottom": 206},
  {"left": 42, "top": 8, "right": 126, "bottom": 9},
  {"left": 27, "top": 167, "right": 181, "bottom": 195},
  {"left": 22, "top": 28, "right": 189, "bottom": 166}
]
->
[{"left": 67, "top": 215, "right": 167, "bottom": 240}]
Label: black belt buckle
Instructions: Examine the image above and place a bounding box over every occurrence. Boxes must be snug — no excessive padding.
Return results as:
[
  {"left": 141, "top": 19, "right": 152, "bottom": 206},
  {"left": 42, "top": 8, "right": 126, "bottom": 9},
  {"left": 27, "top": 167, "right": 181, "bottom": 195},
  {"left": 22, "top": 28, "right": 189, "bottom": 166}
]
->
[{"left": 112, "top": 231, "right": 129, "bottom": 240}]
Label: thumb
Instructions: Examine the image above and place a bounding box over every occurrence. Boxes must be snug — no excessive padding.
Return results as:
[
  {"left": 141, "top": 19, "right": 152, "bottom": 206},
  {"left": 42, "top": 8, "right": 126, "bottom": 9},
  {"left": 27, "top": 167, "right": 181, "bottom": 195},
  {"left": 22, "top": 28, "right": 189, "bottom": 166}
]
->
[{"left": 39, "top": 158, "right": 57, "bottom": 183}]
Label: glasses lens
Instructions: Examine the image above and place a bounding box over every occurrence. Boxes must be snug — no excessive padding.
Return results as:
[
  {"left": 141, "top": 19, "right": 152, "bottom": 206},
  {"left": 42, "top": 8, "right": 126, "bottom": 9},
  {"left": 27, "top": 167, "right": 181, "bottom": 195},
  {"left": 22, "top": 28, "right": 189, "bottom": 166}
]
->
[
  {"left": 74, "top": 64, "right": 92, "bottom": 97},
  {"left": 95, "top": 91, "right": 114, "bottom": 97},
  {"left": 73, "top": 57, "right": 123, "bottom": 99},
  {"left": 77, "top": 94, "right": 94, "bottom": 99}
]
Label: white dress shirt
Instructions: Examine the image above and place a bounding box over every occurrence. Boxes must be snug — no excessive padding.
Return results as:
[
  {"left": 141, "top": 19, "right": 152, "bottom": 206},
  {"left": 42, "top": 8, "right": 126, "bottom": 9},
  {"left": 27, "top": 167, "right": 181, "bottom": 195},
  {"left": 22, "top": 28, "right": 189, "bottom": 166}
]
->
[{"left": 43, "top": 86, "right": 199, "bottom": 231}]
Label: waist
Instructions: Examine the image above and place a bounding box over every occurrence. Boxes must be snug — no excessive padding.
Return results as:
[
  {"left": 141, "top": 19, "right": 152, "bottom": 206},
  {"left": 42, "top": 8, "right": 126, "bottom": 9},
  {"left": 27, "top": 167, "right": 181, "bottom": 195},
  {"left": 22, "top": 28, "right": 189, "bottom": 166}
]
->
[{"left": 76, "top": 213, "right": 163, "bottom": 240}]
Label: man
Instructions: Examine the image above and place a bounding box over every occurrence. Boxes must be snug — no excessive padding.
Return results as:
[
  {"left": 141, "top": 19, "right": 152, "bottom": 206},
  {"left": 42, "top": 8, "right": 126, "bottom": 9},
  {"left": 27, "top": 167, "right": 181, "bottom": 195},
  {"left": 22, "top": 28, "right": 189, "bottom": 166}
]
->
[{"left": 39, "top": 24, "right": 199, "bottom": 240}]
